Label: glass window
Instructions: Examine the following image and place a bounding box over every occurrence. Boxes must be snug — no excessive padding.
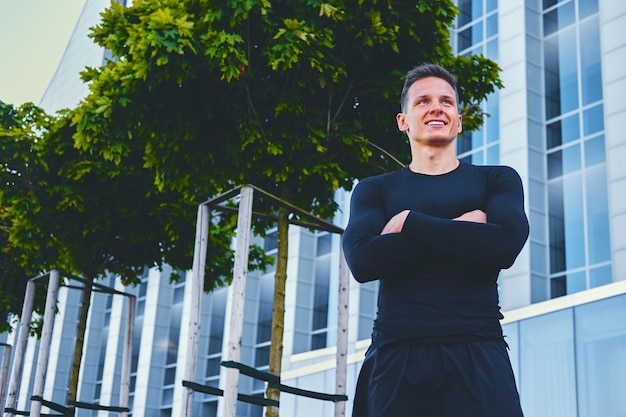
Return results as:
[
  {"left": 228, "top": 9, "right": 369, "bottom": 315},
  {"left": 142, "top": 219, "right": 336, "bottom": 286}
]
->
[
  {"left": 487, "top": 144, "right": 499, "bottom": 165},
  {"left": 580, "top": 17, "right": 602, "bottom": 105},
  {"left": 583, "top": 104, "right": 604, "bottom": 136},
  {"left": 486, "top": 38, "right": 498, "bottom": 60},
  {"left": 547, "top": 143, "right": 579, "bottom": 178},
  {"left": 585, "top": 166, "right": 611, "bottom": 264},
  {"left": 546, "top": 113, "right": 580, "bottom": 149},
  {"left": 316, "top": 233, "right": 332, "bottom": 256},
  {"left": 548, "top": 174, "right": 584, "bottom": 273},
  {"left": 458, "top": 0, "right": 483, "bottom": 27},
  {"left": 543, "top": 2, "right": 575, "bottom": 36},
  {"left": 589, "top": 265, "right": 612, "bottom": 288},
  {"left": 566, "top": 270, "right": 586, "bottom": 294},
  {"left": 486, "top": 0, "right": 497, "bottom": 13},
  {"left": 584, "top": 135, "right": 605, "bottom": 167},
  {"left": 519, "top": 309, "right": 577, "bottom": 416},
  {"left": 486, "top": 13, "right": 498, "bottom": 37},
  {"left": 544, "top": 27, "right": 579, "bottom": 119},
  {"left": 578, "top": 0, "right": 599, "bottom": 20},
  {"left": 575, "top": 295, "right": 626, "bottom": 417}
]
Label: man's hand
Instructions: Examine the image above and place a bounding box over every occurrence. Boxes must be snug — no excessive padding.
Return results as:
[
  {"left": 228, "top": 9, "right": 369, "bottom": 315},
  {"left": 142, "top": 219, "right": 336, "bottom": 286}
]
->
[
  {"left": 454, "top": 209, "right": 486, "bottom": 223},
  {"left": 380, "top": 210, "right": 410, "bottom": 235}
]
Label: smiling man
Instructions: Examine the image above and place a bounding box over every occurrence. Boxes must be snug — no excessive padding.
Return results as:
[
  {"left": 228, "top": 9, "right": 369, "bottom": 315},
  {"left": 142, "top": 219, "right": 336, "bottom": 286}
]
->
[{"left": 342, "top": 64, "right": 529, "bottom": 417}]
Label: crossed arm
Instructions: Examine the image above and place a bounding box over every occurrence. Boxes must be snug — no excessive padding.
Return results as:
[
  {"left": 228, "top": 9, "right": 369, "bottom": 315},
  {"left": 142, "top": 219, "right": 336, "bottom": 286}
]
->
[{"left": 342, "top": 170, "right": 529, "bottom": 283}]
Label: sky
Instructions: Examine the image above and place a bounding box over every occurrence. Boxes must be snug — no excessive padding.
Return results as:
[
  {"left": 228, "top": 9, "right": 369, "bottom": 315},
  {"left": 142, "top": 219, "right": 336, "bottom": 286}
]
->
[{"left": 0, "top": 0, "right": 86, "bottom": 106}]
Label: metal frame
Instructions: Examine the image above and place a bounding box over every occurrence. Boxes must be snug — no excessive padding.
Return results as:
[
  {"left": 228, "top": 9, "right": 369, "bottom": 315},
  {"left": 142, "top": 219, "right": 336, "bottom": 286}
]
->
[
  {"left": 3, "top": 271, "right": 135, "bottom": 417},
  {"left": 181, "top": 184, "right": 349, "bottom": 417}
]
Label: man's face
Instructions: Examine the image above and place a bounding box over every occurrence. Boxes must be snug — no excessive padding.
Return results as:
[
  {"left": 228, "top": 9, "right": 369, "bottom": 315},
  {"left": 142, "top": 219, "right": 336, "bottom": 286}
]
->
[{"left": 396, "top": 76, "right": 462, "bottom": 147}]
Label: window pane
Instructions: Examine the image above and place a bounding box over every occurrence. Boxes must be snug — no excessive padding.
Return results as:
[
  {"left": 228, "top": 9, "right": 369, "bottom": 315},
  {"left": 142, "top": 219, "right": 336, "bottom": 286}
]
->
[
  {"left": 256, "top": 277, "right": 274, "bottom": 343},
  {"left": 578, "top": 0, "right": 599, "bottom": 19},
  {"left": 589, "top": 265, "right": 612, "bottom": 288},
  {"left": 562, "top": 174, "right": 585, "bottom": 269},
  {"left": 519, "top": 309, "right": 577, "bottom": 416},
  {"left": 316, "top": 233, "right": 332, "bottom": 256},
  {"left": 585, "top": 166, "right": 611, "bottom": 264},
  {"left": 487, "top": 13, "right": 498, "bottom": 37},
  {"left": 566, "top": 270, "right": 586, "bottom": 294},
  {"left": 547, "top": 113, "right": 580, "bottom": 149},
  {"left": 575, "top": 295, "right": 626, "bottom": 417},
  {"left": 544, "top": 27, "right": 579, "bottom": 118},
  {"left": 583, "top": 104, "right": 604, "bottom": 136},
  {"left": 584, "top": 135, "right": 605, "bottom": 167},
  {"left": 543, "top": 2, "right": 575, "bottom": 36},
  {"left": 580, "top": 17, "right": 602, "bottom": 105}
]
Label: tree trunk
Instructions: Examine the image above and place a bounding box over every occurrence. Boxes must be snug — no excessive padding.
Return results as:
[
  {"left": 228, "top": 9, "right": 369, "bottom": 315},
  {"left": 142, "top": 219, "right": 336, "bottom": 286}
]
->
[
  {"left": 66, "top": 275, "right": 94, "bottom": 417},
  {"left": 265, "top": 206, "right": 289, "bottom": 417}
]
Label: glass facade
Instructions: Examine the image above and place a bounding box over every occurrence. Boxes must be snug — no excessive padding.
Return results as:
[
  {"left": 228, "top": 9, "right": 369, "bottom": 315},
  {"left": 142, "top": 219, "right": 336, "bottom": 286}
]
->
[
  {"left": 543, "top": 0, "right": 611, "bottom": 298},
  {"left": 455, "top": 0, "right": 500, "bottom": 165},
  {"left": 503, "top": 293, "right": 626, "bottom": 417}
]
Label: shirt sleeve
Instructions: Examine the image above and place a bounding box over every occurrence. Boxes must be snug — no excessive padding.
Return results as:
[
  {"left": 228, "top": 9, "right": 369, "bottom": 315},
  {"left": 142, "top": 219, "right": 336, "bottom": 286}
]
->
[
  {"left": 341, "top": 178, "right": 437, "bottom": 283},
  {"left": 401, "top": 166, "right": 529, "bottom": 269}
]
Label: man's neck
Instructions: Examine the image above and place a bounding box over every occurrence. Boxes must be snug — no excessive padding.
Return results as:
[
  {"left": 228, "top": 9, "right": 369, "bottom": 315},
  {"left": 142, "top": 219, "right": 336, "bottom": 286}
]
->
[{"left": 408, "top": 148, "right": 459, "bottom": 175}]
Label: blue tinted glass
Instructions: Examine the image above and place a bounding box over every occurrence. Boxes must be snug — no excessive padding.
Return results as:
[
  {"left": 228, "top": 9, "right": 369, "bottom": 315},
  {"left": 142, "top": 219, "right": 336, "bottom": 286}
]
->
[
  {"left": 575, "top": 295, "right": 626, "bottom": 417},
  {"left": 562, "top": 113, "right": 580, "bottom": 143},
  {"left": 563, "top": 173, "right": 585, "bottom": 269},
  {"left": 487, "top": 144, "right": 499, "bottom": 165},
  {"left": 549, "top": 180, "right": 566, "bottom": 272},
  {"left": 487, "top": 0, "right": 498, "bottom": 12},
  {"left": 487, "top": 14, "right": 498, "bottom": 37},
  {"left": 578, "top": 0, "right": 599, "bottom": 19},
  {"left": 580, "top": 17, "right": 603, "bottom": 105},
  {"left": 486, "top": 95, "right": 499, "bottom": 143},
  {"left": 546, "top": 113, "right": 580, "bottom": 149},
  {"left": 548, "top": 151, "right": 563, "bottom": 179},
  {"left": 589, "top": 265, "right": 612, "bottom": 288},
  {"left": 487, "top": 38, "right": 498, "bottom": 60},
  {"left": 458, "top": 27, "right": 473, "bottom": 51},
  {"left": 474, "top": 21, "right": 484, "bottom": 45},
  {"left": 584, "top": 135, "right": 605, "bottom": 166},
  {"left": 472, "top": 128, "right": 484, "bottom": 148},
  {"left": 566, "top": 270, "right": 586, "bottom": 294},
  {"left": 547, "top": 144, "right": 580, "bottom": 178},
  {"left": 543, "top": 2, "right": 575, "bottom": 36},
  {"left": 519, "top": 309, "right": 577, "bottom": 415},
  {"left": 472, "top": 150, "right": 485, "bottom": 165},
  {"left": 585, "top": 166, "right": 611, "bottom": 263},
  {"left": 562, "top": 144, "right": 581, "bottom": 174},
  {"left": 583, "top": 104, "right": 604, "bottom": 136},
  {"left": 544, "top": 28, "right": 579, "bottom": 118},
  {"left": 458, "top": 0, "right": 473, "bottom": 26}
]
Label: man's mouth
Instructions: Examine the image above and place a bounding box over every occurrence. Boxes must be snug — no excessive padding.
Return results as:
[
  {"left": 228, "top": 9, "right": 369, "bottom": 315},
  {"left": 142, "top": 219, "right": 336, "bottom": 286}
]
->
[{"left": 426, "top": 120, "right": 446, "bottom": 126}]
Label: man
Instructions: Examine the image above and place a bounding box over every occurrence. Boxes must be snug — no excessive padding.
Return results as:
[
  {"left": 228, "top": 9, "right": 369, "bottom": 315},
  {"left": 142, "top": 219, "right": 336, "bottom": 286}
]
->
[{"left": 342, "top": 63, "right": 529, "bottom": 417}]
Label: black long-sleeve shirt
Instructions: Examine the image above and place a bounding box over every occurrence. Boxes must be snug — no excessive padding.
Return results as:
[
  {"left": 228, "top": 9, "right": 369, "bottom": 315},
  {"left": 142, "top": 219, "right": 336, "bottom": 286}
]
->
[{"left": 342, "top": 163, "right": 529, "bottom": 346}]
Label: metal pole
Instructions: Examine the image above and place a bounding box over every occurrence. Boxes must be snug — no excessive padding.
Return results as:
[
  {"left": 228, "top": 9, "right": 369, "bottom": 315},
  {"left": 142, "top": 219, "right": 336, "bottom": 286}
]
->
[
  {"left": 4, "top": 279, "right": 37, "bottom": 417},
  {"left": 218, "top": 186, "right": 254, "bottom": 417},
  {"left": 0, "top": 343, "right": 12, "bottom": 414},
  {"left": 334, "top": 248, "right": 350, "bottom": 417},
  {"left": 119, "top": 295, "right": 136, "bottom": 417},
  {"left": 30, "top": 270, "right": 60, "bottom": 417},
  {"left": 181, "top": 203, "right": 210, "bottom": 417}
]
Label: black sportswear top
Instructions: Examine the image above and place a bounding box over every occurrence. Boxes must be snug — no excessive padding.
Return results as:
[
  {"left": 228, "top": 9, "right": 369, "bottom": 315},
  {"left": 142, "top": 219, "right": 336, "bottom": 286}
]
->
[{"left": 342, "top": 162, "right": 529, "bottom": 346}]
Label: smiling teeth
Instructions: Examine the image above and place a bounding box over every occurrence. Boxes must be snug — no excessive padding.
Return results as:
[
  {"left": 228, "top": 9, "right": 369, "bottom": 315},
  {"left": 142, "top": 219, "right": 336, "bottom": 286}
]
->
[{"left": 427, "top": 121, "right": 445, "bottom": 125}]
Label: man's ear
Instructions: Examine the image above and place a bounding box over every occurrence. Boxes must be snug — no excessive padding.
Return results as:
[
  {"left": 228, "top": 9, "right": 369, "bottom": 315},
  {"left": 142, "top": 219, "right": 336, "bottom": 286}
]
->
[
  {"left": 397, "top": 112, "right": 408, "bottom": 132},
  {"left": 457, "top": 115, "right": 463, "bottom": 133}
]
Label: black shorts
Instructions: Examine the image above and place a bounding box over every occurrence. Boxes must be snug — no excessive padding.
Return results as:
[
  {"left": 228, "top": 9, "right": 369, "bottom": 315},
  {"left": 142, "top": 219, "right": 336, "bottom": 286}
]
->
[{"left": 352, "top": 339, "right": 524, "bottom": 417}]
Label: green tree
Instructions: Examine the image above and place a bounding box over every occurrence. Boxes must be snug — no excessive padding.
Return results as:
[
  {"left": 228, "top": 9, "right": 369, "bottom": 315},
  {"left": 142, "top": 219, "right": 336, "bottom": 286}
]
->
[
  {"left": 0, "top": 100, "right": 271, "bottom": 412},
  {"left": 69, "top": 0, "right": 502, "bottom": 415}
]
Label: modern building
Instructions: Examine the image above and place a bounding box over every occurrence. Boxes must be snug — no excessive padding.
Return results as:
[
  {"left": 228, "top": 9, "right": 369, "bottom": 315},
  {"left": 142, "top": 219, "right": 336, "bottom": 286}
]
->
[{"left": 1, "top": 0, "right": 625, "bottom": 416}]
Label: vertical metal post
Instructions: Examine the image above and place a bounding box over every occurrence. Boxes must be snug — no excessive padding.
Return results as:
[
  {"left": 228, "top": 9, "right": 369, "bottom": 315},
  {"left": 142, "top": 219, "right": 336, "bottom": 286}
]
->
[
  {"left": 119, "top": 295, "right": 136, "bottom": 417},
  {"left": 218, "top": 186, "right": 254, "bottom": 417},
  {"left": 0, "top": 343, "right": 12, "bottom": 414},
  {"left": 335, "top": 248, "right": 350, "bottom": 417},
  {"left": 181, "top": 203, "right": 210, "bottom": 417},
  {"left": 30, "top": 270, "right": 60, "bottom": 417},
  {"left": 4, "top": 279, "right": 37, "bottom": 417}
]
